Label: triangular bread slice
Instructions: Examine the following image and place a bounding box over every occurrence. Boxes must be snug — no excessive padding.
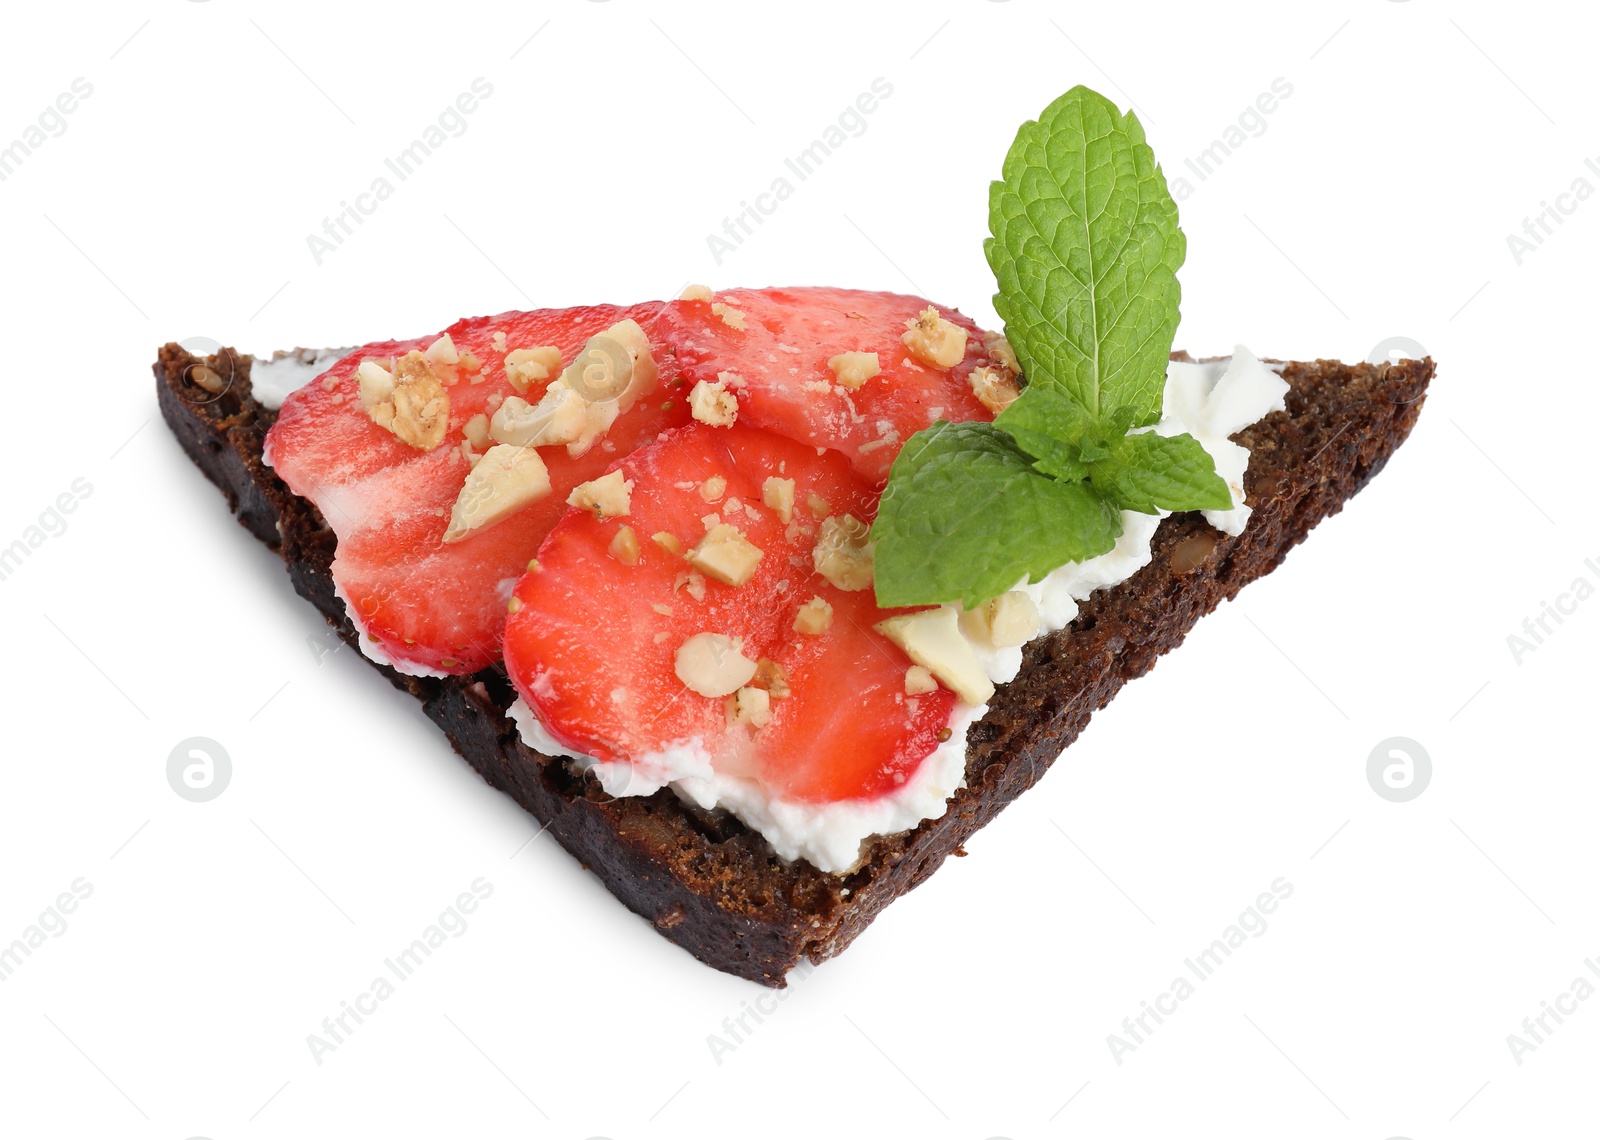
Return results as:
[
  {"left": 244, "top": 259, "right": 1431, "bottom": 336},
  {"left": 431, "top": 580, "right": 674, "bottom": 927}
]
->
[{"left": 155, "top": 342, "right": 1432, "bottom": 985}]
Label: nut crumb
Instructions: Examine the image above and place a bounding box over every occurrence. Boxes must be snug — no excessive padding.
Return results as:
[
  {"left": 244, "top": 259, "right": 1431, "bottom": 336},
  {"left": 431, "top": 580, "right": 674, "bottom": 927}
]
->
[
  {"left": 609, "top": 525, "right": 640, "bottom": 565},
  {"left": 901, "top": 306, "right": 967, "bottom": 369},
  {"left": 793, "top": 596, "right": 834, "bottom": 635},
  {"left": 827, "top": 351, "right": 881, "bottom": 390},
  {"left": 567, "top": 469, "right": 633, "bottom": 518},
  {"left": 711, "top": 302, "right": 747, "bottom": 331},
  {"left": 812, "top": 514, "right": 873, "bottom": 591},
  {"left": 689, "top": 380, "right": 739, "bottom": 427}
]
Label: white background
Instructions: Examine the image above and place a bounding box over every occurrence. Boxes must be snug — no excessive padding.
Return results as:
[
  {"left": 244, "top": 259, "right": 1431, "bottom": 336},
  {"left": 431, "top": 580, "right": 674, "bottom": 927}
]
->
[{"left": 0, "top": 1, "right": 1594, "bottom": 1136}]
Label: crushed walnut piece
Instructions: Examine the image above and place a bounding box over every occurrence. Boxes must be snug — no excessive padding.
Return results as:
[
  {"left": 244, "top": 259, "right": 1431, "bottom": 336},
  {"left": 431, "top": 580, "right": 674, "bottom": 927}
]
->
[
  {"left": 364, "top": 351, "right": 450, "bottom": 449},
  {"left": 792, "top": 595, "right": 834, "bottom": 635},
  {"left": 812, "top": 514, "right": 874, "bottom": 591},
  {"left": 689, "top": 379, "right": 739, "bottom": 427},
  {"left": 827, "top": 351, "right": 881, "bottom": 390},
  {"left": 982, "top": 329, "right": 1020, "bottom": 374},
  {"left": 687, "top": 523, "right": 764, "bottom": 587},
  {"left": 901, "top": 306, "right": 968, "bottom": 369},
  {"left": 710, "top": 302, "right": 747, "bottom": 331},
  {"left": 968, "top": 365, "right": 1020, "bottom": 415},
  {"left": 504, "top": 345, "right": 562, "bottom": 393}
]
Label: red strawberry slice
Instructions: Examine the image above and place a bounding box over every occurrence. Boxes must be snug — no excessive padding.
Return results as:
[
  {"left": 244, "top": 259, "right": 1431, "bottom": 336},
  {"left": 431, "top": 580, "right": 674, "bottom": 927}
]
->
[
  {"left": 503, "top": 421, "right": 955, "bottom": 804},
  {"left": 653, "top": 286, "right": 999, "bottom": 484},
  {"left": 264, "top": 302, "right": 690, "bottom": 674}
]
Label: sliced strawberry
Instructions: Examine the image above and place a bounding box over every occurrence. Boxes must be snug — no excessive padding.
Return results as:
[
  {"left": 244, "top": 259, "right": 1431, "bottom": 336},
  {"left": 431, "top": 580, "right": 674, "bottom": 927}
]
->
[
  {"left": 264, "top": 302, "right": 690, "bottom": 674},
  {"left": 503, "top": 422, "right": 955, "bottom": 804},
  {"left": 653, "top": 286, "right": 998, "bottom": 483}
]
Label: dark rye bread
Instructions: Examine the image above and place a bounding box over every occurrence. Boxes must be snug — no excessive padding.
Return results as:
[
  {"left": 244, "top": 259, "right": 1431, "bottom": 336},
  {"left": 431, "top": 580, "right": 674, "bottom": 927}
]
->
[{"left": 155, "top": 342, "right": 1432, "bottom": 986}]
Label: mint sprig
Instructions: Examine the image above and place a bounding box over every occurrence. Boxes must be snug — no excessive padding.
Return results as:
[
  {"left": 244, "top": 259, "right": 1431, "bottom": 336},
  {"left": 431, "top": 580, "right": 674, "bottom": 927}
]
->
[
  {"left": 871, "top": 422, "right": 1122, "bottom": 610},
  {"left": 871, "top": 86, "right": 1230, "bottom": 610},
  {"left": 987, "top": 85, "right": 1185, "bottom": 425}
]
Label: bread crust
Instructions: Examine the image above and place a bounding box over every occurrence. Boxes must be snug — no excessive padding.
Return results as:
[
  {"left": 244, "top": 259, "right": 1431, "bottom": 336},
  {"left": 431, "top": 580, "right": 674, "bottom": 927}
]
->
[{"left": 155, "top": 342, "right": 1431, "bottom": 985}]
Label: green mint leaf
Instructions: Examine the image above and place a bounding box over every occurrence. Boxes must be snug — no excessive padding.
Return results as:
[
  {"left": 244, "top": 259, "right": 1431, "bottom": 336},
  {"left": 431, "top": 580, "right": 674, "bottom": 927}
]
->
[
  {"left": 1088, "top": 431, "right": 1233, "bottom": 514},
  {"left": 985, "top": 85, "right": 1184, "bottom": 426},
  {"left": 993, "top": 385, "right": 1093, "bottom": 480},
  {"left": 872, "top": 421, "right": 1122, "bottom": 609}
]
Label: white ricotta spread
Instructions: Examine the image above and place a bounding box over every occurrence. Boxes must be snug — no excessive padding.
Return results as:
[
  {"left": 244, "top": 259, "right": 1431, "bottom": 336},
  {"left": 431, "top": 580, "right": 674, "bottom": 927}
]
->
[
  {"left": 513, "top": 348, "right": 1289, "bottom": 873},
  {"left": 251, "top": 347, "right": 349, "bottom": 410}
]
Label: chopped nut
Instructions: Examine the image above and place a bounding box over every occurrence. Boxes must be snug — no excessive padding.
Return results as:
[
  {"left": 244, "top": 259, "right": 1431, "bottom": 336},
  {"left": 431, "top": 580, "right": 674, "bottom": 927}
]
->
[
  {"left": 689, "top": 379, "right": 739, "bottom": 427},
  {"left": 609, "top": 525, "right": 640, "bottom": 565},
  {"left": 425, "top": 333, "right": 459, "bottom": 366},
  {"left": 875, "top": 607, "right": 994, "bottom": 704},
  {"left": 699, "top": 475, "right": 727, "bottom": 502},
  {"left": 463, "top": 413, "right": 491, "bottom": 450},
  {"left": 805, "top": 492, "right": 831, "bottom": 519},
  {"left": 442, "top": 443, "right": 551, "bottom": 542},
  {"left": 762, "top": 476, "right": 795, "bottom": 523},
  {"left": 357, "top": 360, "right": 395, "bottom": 418},
  {"left": 901, "top": 306, "right": 968, "bottom": 369},
  {"left": 372, "top": 351, "right": 451, "bottom": 449},
  {"left": 491, "top": 330, "right": 508, "bottom": 353},
  {"left": 561, "top": 319, "right": 656, "bottom": 405},
  {"left": 491, "top": 386, "right": 587, "bottom": 448},
  {"left": 567, "top": 469, "right": 633, "bottom": 518},
  {"left": 677, "top": 570, "right": 707, "bottom": 602},
  {"left": 680, "top": 283, "right": 714, "bottom": 302},
  {"left": 752, "top": 658, "right": 791, "bottom": 698},
  {"left": 504, "top": 345, "right": 563, "bottom": 392},
  {"left": 651, "top": 602, "right": 674, "bottom": 616},
  {"left": 982, "top": 329, "right": 1019, "bottom": 374},
  {"left": 687, "top": 523, "right": 764, "bottom": 587},
  {"left": 827, "top": 351, "right": 881, "bottom": 390},
  {"left": 710, "top": 302, "right": 746, "bottom": 330},
  {"left": 674, "top": 633, "right": 757, "bottom": 698},
  {"left": 969, "top": 365, "right": 1021, "bottom": 415},
  {"left": 652, "top": 531, "right": 684, "bottom": 557},
  {"left": 812, "top": 514, "right": 873, "bottom": 591},
  {"left": 725, "top": 685, "right": 772, "bottom": 729},
  {"left": 793, "top": 596, "right": 834, "bottom": 635},
  {"left": 904, "top": 665, "right": 938, "bottom": 695},
  {"left": 558, "top": 319, "right": 660, "bottom": 456},
  {"left": 459, "top": 351, "right": 482, "bottom": 373},
  {"left": 958, "top": 590, "right": 1041, "bottom": 649}
]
